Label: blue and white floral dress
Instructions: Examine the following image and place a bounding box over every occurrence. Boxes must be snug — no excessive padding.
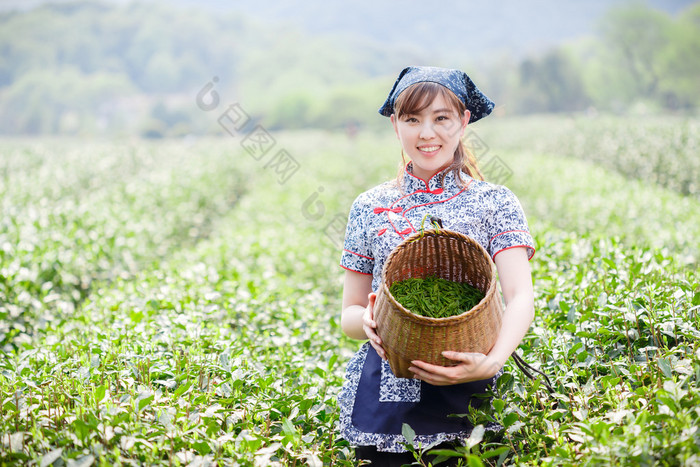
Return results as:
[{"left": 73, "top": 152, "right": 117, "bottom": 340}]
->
[{"left": 338, "top": 163, "right": 536, "bottom": 452}]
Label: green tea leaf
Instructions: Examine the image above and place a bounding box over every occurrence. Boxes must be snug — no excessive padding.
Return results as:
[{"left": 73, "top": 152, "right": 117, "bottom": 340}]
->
[
  {"left": 466, "top": 424, "right": 484, "bottom": 449},
  {"left": 658, "top": 357, "right": 673, "bottom": 378},
  {"left": 192, "top": 440, "right": 211, "bottom": 455},
  {"left": 94, "top": 385, "right": 106, "bottom": 404},
  {"left": 402, "top": 423, "right": 416, "bottom": 447},
  {"left": 40, "top": 448, "right": 63, "bottom": 467},
  {"left": 138, "top": 395, "right": 154, "bottom": 412},
  {"left": 482, "top": 446, "right": 510, "bottom": 459},
  {"left": 390, "top": 275, "right": 485, "bottom": 318}
]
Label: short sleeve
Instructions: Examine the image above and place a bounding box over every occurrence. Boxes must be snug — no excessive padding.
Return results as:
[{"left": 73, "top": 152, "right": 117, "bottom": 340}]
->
[
  {"left": 340, "top": 195, "right": 375, "bottom": 275},
  {"left": 486, "top": 186, "right": 535, "bottom": 260}
]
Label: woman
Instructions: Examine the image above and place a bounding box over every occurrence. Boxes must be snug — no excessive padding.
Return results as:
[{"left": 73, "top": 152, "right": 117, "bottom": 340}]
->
[{"left": 338, "top": 66, "right": 536, "bottom": 465}]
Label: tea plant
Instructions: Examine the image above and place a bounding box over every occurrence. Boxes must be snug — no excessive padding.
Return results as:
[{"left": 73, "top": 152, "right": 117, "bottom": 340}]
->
[
  {"left": 478, "top": 115, "right": 700, "bottom": 198},
  {"left": 1, "top": 117, "right": 699, "bottom": 465}
]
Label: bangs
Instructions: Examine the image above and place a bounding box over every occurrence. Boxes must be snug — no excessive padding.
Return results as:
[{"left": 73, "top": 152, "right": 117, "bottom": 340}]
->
[{"left": 393, "top": 82, "right": 464, "bottom": 118}]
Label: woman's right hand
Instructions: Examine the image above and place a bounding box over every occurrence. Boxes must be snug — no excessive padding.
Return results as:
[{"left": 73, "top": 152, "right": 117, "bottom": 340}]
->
[{"left": 362, "top": 293, "right": 387, "bottom": 360}]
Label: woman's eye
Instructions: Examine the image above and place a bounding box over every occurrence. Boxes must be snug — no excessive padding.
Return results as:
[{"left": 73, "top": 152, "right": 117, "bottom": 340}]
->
[
  {"left": 404, "top": 117, "right": 418, "bottom": 123},
  {"left": 436, "top": 115, "right": 449, "bottom": 122}
]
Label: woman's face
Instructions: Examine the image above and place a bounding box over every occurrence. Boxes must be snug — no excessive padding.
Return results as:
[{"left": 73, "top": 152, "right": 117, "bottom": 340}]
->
[{"left": 390, "top": 93, "right": 469, "bottom": 181}]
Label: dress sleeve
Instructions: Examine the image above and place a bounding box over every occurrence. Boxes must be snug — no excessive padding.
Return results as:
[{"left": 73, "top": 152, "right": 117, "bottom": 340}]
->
[
  {"left": 340, "top": 194, "right": 375, "bottom": 275},
  {"left": 486, "top": 186, "right": 536, "bottom": 261}
]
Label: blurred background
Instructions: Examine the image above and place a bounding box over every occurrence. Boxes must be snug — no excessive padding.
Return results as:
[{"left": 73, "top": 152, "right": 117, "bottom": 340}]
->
[{"left": 0, "top": 0, "right": 698, "bottom": 138}]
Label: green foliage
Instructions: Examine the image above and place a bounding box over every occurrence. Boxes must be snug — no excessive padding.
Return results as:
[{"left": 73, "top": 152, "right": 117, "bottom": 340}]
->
[
  {"left": 515, "top": 49, "right": 591, "bottom": 113},
  {"left": 0, "top": 2, "right": 405, "bottom": 135},
  {"left": 0, "top": 117, "right": 699, "bottom": 465},
  {"left": 390, "top": 276, "right": 485, "bottom": 319},
  {"left": 2, "top": 2, "right": 699, "bottom": 136},
  {"left": 0, "top": 67, "right": 135, "bottom": 134},
  {"left": 590, "top": 3, "right": 700, "bottom": 110},
  {"left": 0, "top": 139, "right": 248, "bottom": 350},
  {"left": 494, "top": 3, "right": 700, "bottom": 115},
  {"left": 478, "top": 114, "right": 700, "bottom": 199}
]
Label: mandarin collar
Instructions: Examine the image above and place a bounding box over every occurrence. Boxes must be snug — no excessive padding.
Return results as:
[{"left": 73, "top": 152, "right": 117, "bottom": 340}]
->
[{"left": 402, "top": 163, "right": 466, "bottom": 195}]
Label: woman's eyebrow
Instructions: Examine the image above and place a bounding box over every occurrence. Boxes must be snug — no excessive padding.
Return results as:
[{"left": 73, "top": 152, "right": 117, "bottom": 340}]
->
[{"left": 432, "top": 108, "right": 452, "bottom": 114}]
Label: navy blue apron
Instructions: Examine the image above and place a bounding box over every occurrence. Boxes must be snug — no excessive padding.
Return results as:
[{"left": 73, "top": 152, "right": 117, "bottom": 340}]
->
[{"left": 351, "top": 346, "right": 494, "bottom": 435}]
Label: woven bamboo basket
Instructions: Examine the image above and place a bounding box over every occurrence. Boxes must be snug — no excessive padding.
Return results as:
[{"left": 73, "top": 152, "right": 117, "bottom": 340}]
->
[{"left": 373, "top": 229, "right": 503, "bottom": 379}]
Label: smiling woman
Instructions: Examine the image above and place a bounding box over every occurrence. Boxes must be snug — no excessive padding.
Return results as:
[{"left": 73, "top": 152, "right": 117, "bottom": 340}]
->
[
  {"left": 390, "top": 85, "right": 469, "bottom": 181},
  {"left": 338, "top": 66, "right": 536, "bottom": 464}
]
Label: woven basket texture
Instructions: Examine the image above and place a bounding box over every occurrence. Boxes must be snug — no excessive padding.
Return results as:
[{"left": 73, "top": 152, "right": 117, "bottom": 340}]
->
[{"left": 374, "top": 229, "right": 503, "bottom": 379}]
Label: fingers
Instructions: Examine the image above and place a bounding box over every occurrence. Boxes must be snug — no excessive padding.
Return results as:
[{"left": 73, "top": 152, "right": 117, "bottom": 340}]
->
[
  {"left": 363, "top": 324, "right": 385, "bottom": 360},
  {"left": 363, "top": 321, "right": 385, "bottom": 360},
  {"left": 363, "top": 322, "right": 380, "bottom": 344},
  {"left": 409, "top": 359, "right": 447, "bottom": 374},
  {"left": 362, "top": 313, "right": 376, "bottom": 330},
  {"left": 362, "top": 292, "right": 378, "bottom": 333},
  {"left": 441, "top": 351, "right": 481, "bottom": 363},
  {"left": 363, "top": 292, "right": 386, "bottom": 360},
  {"left": 409, "top": 353, "right": 497, "bottom": 385},
  {"left": 408, "top": 362, "right": 454, "bottom": 386},
  {"left": 367, "top": 292, "right": 376, "bottom": 316},
  {"left": 369, "top": 339, "right": 387, "bottom": 361}
]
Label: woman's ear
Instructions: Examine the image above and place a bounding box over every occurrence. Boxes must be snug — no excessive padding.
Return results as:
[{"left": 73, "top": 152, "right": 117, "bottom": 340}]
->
[
  {"left": 390, "top": 114, "right": 399, "bottom": 138},
  {"left": 461, "top": 110, "right": 471, "bottom": 135}
]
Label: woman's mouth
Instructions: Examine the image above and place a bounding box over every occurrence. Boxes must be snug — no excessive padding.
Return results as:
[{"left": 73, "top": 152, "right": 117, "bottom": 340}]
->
[{"left": 418, "top": 145, "right": 441, "bottom": 155}]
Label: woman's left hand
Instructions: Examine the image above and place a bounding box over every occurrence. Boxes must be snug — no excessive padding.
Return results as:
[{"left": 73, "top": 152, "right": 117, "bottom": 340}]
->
[{"left": 408, "top": 351, "right": 503, "bottom": 385}]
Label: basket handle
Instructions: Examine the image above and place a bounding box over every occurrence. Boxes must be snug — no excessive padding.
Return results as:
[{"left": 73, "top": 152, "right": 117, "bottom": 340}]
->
[
  {"left": 428, "top": 216, "right": 443, "bottom": 229},
  {"left": 510, "top": 352, "right": 554, "bottom": 393}
]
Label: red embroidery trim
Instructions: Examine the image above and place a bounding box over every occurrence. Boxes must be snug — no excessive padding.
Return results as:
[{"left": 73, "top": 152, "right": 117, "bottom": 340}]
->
[
  {"left": 404, "top": 163, "right": 444, "bottom": 190},
  {"left": 373, "top": 206, "right": 403, "bottom": 214},
  {"left": 340, "top": 264, "right": 373, "bottom": 275},
  {"left": 378, "top": 167, "right": 463, "bottom": 238},
  {"left": 418, "top": 187, "right": 444, "bottom": 195},
  {"left": 489, "top": 229, "right": 530, "bottom": 242},
  {"left": 492, "top": 245, "right": 536, "bottom": 261},
  {"left": 402, "top": 180, "right": 472, "bottom": 232},
  {"left": 343, "top": 248, "right": 374, "bottom": 260},
  {"left": 377, "top": 228, "right": 387, "bottom": 236}
]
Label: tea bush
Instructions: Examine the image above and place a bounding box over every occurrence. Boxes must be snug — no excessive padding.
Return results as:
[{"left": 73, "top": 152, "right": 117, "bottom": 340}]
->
[{"left": 1, "top": 118, "right": 698, "bottom": 465}]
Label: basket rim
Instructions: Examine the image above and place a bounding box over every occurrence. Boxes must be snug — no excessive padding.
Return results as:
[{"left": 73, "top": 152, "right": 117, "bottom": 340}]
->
[{"left": 379, "top": 229, "right": 498, "bottom": 325}]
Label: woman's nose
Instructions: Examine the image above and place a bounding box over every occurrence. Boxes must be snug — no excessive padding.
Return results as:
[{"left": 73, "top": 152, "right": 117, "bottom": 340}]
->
[{"left": 419, "top": 122, "right": 436, "bottom": 139}]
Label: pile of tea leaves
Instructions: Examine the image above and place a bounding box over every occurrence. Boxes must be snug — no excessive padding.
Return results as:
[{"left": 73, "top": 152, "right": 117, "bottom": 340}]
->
[{"left": 389, "top": 275, "right": 485, "bottom": 318}]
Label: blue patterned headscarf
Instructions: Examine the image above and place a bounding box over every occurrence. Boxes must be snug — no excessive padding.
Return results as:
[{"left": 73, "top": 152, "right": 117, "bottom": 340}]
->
[{"left": 378, "top": 66, "right": 495, "bottom": 124}]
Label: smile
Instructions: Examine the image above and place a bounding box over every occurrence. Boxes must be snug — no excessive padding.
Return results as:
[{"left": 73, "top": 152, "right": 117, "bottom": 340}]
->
[{"left": 418, "top": 146, "right": 441, "bottom": 153}]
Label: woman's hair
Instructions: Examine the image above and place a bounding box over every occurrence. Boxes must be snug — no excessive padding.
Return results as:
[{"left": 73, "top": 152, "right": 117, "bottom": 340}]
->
[{"left": 393, "top": 81, "right": 484, "bottom": 187}]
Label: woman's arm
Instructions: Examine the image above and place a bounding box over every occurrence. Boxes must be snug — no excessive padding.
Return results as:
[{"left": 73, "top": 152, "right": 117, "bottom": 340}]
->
[
  {"left": 340, "top": 270, "right": 387, "bottom": 359},
  {"left": 408, "top": 247, "right": 534, "bottom": 384}
]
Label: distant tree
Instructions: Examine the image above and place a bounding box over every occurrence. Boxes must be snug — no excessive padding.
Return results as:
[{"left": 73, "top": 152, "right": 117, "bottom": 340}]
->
[
  {"left": 0, "top": 67, "right": 135, "bottom": 134},
  {"left": 659, "top": 3, "right": 700, "bottom": 109},
  {"left": 600, "top": 4, "right": 673, "bottom": 99},
  {"left": 516, "top": 49, "right": 591, "bottom": 113}
]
